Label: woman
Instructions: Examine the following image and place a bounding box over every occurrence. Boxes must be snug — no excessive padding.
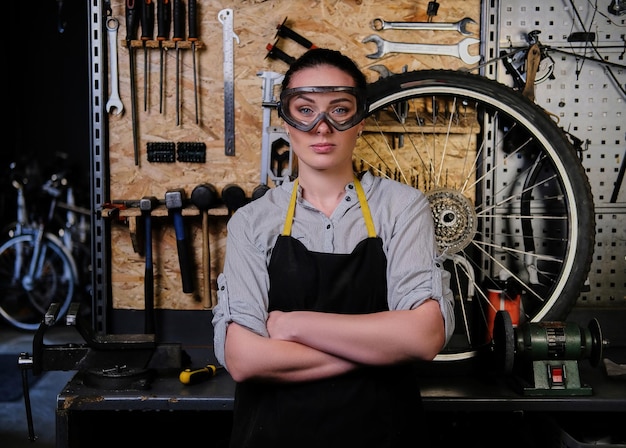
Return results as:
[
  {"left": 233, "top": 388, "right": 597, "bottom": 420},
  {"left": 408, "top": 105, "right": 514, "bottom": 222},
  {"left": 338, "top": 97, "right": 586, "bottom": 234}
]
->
[{"left": 212, "top": 48, "right": 455, "bottom": 447}]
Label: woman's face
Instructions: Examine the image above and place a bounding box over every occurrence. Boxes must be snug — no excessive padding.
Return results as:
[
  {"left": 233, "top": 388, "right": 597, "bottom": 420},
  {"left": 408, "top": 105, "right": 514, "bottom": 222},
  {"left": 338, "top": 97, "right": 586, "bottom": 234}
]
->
[{"left": 283, "top": 65, "right": 365, "bottom": 174}]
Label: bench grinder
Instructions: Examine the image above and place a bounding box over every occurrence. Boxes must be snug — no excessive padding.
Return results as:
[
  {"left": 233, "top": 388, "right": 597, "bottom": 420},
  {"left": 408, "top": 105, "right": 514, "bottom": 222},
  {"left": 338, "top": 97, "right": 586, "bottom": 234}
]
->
[{"left": 492, "top": 310, "right": 605, "bottom": 396}]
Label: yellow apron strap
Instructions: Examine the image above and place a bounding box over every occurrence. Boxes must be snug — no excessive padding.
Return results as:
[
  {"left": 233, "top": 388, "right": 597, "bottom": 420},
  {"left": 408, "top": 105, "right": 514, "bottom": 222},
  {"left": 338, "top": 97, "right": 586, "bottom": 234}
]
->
[
  {"left": 354, "top": 177, "right": 377, "bottom": 238},
  {"left": 282, "top": 179, "right": 299, "bottom": 236},
  {"left": 282, "top": 177, "right": 376, "bottom": 237}
]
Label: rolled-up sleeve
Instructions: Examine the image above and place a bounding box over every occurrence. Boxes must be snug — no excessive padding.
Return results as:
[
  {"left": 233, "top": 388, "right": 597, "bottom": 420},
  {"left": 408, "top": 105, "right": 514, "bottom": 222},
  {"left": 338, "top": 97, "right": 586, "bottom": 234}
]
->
[
  {"left": 430, "top": 256, "right": 456, "bottom": 345},
  {"left": 211, "top": 210, "right": 272, "bottom": 367},
  {"left": 382, "top": 182, "right": 456, "bottom": 345}
]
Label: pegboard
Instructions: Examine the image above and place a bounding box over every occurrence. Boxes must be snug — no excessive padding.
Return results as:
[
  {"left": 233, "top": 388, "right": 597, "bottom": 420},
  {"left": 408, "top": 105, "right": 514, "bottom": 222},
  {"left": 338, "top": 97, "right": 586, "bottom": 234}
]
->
[{"left": 482, "top": 0, "right": 626, "bottom": 308}]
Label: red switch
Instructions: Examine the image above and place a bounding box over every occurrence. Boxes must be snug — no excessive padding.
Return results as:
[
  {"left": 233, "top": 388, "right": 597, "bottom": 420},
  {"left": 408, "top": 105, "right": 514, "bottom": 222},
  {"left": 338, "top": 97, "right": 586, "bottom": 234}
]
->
[{"left": 550, "top": 365, "right": 564, "bottom": 385}]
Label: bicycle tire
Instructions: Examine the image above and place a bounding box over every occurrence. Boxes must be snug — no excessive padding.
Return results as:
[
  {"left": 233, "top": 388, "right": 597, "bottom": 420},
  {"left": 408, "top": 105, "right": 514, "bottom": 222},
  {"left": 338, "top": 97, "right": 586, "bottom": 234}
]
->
[
  {"left": 0, "top": 232, "right": 78, "bottom": 331},
  {"left": 356, "top": 70, "right": 595, "bottom": 362}
]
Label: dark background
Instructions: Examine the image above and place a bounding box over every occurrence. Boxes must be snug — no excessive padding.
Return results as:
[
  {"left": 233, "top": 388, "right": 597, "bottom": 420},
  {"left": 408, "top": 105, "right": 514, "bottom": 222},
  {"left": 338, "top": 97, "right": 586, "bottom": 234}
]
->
[{"left": 5, "top": 0, "right": 90, "bottom": 223}]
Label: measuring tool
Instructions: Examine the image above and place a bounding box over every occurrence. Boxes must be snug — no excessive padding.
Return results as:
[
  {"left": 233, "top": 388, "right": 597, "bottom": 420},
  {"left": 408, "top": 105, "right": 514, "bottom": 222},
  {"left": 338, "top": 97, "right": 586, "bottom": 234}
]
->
[{"left": 218, "top": 8, "right": 239, "bottom": 156}]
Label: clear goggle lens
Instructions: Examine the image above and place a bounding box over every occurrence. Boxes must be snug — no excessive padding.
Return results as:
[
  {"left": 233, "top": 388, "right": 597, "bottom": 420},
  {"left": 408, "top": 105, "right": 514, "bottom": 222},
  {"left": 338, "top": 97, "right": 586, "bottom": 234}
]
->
[{"left": 278, "top": 86, "right": 367, "bottom": 132}]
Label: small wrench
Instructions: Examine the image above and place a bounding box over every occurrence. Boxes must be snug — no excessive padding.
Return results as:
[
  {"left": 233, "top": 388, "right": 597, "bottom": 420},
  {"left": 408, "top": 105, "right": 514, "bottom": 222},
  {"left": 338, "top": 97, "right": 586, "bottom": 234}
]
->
[
  {"left": 362, "top": 35, "right": 481, "bottom": 65},
  {"left": 105, "top": 18, "right": 124, "bottom": 115},
  {"left": 371, "top": 17, "right": 476, "bottom": 36}
]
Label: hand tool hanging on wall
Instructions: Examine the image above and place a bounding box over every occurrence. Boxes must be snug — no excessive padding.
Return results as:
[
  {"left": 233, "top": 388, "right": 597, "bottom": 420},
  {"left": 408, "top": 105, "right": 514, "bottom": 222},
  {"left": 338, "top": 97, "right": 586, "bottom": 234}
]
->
[
  {"left": 361, "top": 34, "right": 480, "bottom": 64},
  {"left": 218, "top": 8, "right": 239, "bottom": 156},
  {"left": 190, "top": 183, "right": 218, "bottom": 308},
  {"left": 370, "top": 17, "right": 476, "bottom": 35},
  {"left": 275, "top": 17, "right": 317, "bottom": 49},
  {"left": 265, "top": 41, "right": 295, "bottom": 65},
  {"left": 165, "top": 189, "right": 194, "bottom": 293},
  {"left": 126, "top": 0, "right": 141, "bottom": 165},
  {"left": 141, "top": 0, "right": 154, "bottom": 112},
  {"left": 157, "top": 0, "right": 171, "bottom": 114},
  {"left": 252, "top": 184, "right": 270, "bottom": 201},
  {"left": 522, "top": 43, "right": 541, "bottom": 102},
  {"left": 105, "top": 17, "right": 124, "bottom": 114},
  {"left": 173, "top": 0, "right": 185, "bottom": 126},
  {"left": 426, "top": 0, "right": 440, "bottom": 21},
  {"left": 221, "top": 184, "right": 247, "bottom": 214},
  {"left": 258, "top": 71, "right": 285, "bottom": 185},
  {"left": 140, "top": 196, "right": 159, "bottom": 334},
  {"left": 188, "top": 0, "right": 199, "bottom": 124}
]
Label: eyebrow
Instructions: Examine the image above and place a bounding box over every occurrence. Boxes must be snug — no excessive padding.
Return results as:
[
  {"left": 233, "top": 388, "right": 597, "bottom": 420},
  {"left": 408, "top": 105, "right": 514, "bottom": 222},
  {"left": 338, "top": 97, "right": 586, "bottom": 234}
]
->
[{"left": 292, "top": 93, "right": 356, "bottom": 104}]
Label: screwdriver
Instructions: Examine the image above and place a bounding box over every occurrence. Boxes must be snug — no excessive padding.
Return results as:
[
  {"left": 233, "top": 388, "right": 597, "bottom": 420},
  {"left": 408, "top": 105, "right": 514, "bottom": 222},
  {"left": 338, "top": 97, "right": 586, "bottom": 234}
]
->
[
  {"left": 125, "top": 0, "right": 141, "bottom": 165},
  {"left": 156, "top": 0, "right": 171, "bottom": 114},
  {"left": 179, "top": 364, "right": 224, "bottom": 385},
  {"left": 188, "top": 0, "right": 199, "bottom": 124},
  {"left": 173, "top": 0, "right": 185, "bottom": 126},
  {"left": 141, "top": 0, "right": 154, "bottom": 112}
]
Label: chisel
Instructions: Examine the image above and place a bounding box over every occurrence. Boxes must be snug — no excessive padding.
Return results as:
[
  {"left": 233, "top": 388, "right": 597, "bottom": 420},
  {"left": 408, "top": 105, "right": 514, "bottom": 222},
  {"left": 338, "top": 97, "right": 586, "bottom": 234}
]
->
[
  {"left": 173, "top": 0, "right": 185, "bottom": 126},
  {"left": 188, "top": 0, "right": 199, "bottom": 124},
  {"left": 141, "top": 0, "right": 154, "bottom": 112},
  {"left": 156, "top": 0, "right": 171, "bottom": 114},
  {"left": 125, "top": 0, "right": 141, "bottom": 165}
]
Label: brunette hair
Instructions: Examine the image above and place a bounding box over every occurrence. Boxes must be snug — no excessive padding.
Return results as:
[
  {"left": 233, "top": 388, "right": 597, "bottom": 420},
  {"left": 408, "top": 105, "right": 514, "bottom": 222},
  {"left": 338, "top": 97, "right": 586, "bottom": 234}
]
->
[{"left": 281, "top": 48, "right": 367, "bottom": 92}]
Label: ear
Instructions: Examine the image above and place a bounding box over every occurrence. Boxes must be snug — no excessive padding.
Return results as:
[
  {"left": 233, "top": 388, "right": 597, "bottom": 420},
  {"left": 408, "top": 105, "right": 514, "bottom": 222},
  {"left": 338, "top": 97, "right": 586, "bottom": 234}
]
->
[{"left": 357, "top": 119, "right": 365, "bottom": 136}]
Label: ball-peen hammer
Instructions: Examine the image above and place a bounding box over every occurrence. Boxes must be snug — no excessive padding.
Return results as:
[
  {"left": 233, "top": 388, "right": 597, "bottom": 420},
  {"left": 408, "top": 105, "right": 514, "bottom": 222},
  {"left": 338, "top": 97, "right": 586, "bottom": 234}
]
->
[
  {"left": 140, "top": 196, "right": 159, "bottom": 334},
  {"left": 165, "top": 188, "right": 194, "bottom": 293}
]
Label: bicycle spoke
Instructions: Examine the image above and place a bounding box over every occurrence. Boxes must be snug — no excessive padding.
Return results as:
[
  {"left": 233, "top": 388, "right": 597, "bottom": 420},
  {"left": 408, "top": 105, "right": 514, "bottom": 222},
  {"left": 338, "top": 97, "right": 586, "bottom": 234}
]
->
[{"left": 359, "top": 70, "right": 594, "bottom": 361}]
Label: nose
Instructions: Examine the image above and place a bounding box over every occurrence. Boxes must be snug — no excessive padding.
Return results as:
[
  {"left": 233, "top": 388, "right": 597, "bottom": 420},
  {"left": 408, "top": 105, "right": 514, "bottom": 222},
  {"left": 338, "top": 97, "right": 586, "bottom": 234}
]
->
[{"left": 314, "top": 116, "right": 333, "bottom": 133}]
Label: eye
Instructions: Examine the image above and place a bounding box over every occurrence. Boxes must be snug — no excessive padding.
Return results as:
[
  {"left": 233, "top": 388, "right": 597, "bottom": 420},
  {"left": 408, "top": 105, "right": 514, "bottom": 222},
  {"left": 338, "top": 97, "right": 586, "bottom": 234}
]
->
[
  {"left": 330, "top": 103, "right": 355, "bottom": 119},
  {"left": 297, "top": 105, "right": 315, "bottom": 116}
]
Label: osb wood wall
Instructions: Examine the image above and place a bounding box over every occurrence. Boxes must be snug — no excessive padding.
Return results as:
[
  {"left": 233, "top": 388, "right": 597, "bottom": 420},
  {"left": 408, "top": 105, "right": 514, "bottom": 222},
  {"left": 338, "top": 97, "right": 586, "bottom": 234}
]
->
[{"left": 105, "top": 0, "right": 480, "bottom": 310}]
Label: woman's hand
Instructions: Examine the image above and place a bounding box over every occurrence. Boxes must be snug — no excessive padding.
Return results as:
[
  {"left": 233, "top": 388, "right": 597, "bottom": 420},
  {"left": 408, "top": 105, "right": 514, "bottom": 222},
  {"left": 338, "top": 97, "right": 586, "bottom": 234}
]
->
[
  {"left": 265, "top": 301, "right": 445, "bottom": 365},
  {"left": 267, "top": 310, "right": 293, "bottom": 341}
]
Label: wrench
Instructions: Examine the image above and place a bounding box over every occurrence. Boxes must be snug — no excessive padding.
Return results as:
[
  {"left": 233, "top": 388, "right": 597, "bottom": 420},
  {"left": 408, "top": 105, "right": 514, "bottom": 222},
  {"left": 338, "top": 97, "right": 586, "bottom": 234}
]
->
[
  {"left": 371, "top": 17, "right": 476, "bottom": 36},
  {"left": 105, "top": 18, "right": 124, "bottom": 115},
  {"left": 362, "top": 35, "right": 481, "bottom": 65}
]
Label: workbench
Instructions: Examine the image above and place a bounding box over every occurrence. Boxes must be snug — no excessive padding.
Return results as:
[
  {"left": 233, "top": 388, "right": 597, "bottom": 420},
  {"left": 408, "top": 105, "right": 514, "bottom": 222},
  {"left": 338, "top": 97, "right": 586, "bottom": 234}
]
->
[{"left": 55, "top": 347, "right": 626, "bottom": 448}]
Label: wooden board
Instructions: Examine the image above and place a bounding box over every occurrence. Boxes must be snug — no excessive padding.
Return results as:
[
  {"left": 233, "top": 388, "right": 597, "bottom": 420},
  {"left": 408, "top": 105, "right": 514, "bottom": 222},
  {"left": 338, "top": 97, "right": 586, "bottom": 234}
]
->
[{"left": 104, "top": 0, "right": 481, "bottom": 309}]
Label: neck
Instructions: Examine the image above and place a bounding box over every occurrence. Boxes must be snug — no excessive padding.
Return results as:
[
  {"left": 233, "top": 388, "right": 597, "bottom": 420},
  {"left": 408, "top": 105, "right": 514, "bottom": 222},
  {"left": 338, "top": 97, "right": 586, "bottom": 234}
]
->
[{"left": 298, "top": 168, "right": 354, "bottom": 217}]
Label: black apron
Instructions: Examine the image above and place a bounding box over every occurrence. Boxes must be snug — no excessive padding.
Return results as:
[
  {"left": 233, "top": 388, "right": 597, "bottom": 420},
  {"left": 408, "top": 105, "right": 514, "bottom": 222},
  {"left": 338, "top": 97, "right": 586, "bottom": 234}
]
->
[{"left": 229, "top": 178, "right": 422, "bottom": 448}]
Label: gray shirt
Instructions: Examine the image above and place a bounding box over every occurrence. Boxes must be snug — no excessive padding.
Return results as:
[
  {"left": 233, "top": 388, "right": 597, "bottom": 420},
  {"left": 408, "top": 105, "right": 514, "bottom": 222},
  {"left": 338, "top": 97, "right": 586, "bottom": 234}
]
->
[{"left": 212, "top": 171, "right": 455, "bottom": 366}]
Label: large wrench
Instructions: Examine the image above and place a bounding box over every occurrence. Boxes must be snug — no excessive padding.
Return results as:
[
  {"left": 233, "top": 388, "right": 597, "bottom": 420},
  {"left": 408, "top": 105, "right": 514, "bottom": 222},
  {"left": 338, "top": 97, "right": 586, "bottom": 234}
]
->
[
  {"left": 371, "top": 17, "right": 476, "bottom": 36},
  {"left": 362, "top": 35, "right": 481, "bottom": 65},
  {"left": 105, "top": 18, "right": 123, "bottom": 115}
]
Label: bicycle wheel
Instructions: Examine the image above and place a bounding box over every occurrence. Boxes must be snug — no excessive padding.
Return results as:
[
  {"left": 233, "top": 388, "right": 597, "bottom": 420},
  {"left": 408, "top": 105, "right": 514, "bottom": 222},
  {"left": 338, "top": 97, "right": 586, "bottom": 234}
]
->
[
  {"left": 0, "top": 232, "right": 78, "bottom": 331},
  {"left": 356, "top": 70, "right": 595, "bottom": 362}
]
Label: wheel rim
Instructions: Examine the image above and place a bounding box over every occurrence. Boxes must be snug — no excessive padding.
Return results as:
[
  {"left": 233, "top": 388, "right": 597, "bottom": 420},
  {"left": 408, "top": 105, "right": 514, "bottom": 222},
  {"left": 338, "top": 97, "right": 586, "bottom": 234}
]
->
[
  {"left": 357, "top": 72, "right": 594, "bottom": 361},
  {"left": 0, "top": 234, "right": 76, "bottom": 331}
]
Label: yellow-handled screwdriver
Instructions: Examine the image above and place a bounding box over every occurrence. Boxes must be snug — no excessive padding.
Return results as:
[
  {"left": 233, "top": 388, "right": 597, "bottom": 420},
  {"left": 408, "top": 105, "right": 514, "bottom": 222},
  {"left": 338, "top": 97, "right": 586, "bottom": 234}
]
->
[{"left": 179, "top": 365, "right": 224, "bottom": 385}]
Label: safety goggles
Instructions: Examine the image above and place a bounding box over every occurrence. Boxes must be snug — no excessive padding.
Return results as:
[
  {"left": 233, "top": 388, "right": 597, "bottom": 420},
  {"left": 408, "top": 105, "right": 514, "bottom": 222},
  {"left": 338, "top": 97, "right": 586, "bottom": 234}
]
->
[{"left": 278, "top": 86, "right": 367, "bottom": 132}]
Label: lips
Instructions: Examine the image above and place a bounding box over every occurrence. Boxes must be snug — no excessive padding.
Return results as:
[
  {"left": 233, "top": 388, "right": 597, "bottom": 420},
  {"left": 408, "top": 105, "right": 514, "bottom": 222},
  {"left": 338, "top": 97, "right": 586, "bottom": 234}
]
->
[{"left": 311, "top": 142, "right": 335, "bottom": 153}]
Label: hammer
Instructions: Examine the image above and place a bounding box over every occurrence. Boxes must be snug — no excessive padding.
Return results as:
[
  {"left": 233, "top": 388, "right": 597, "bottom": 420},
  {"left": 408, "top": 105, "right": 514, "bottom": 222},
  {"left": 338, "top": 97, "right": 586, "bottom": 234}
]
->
[
  {"left": 165, "top": 188, "right": 195, "bottom": 293},
  {"left": 140, "top": 196, "right": 159, "bottom": 334},
  {"left": 221, "top": 184, "right": 248, "bottom": 214},
  {"left": 191, "top": 183, "right": 219, "bottom": 308}
]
